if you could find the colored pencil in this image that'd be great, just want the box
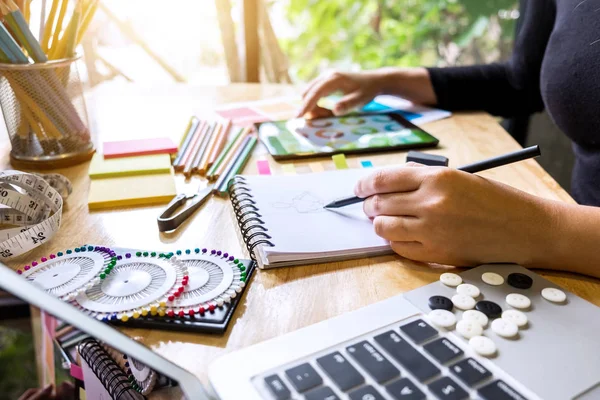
[178,120,205,170]
[41,0,59,51]
[50,0,81,59]
[0,22,28,63]
[172,116,199,169]
[191,122,216,173]
[216,136,257,196]
[181,121,208,176]
[76,0,98,45]
[49,0,69,55]
[24,0,29,24]
[197,121,221,175]
[206,119,231,169]
[1,0,47,62]
[206,127,244,179]
[210,127,250,180]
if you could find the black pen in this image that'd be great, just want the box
[323,145,541,209]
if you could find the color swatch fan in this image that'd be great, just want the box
[74,252,189,321]
[18,246,116,300]
[165,249,246,316]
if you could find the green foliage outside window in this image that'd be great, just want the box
[280,0,518,81]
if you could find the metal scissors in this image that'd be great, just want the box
[157,185,214,232]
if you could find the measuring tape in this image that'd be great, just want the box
[0,170,71,259]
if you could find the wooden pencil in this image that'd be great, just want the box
[210,127,250,180]
[50,0,81,60]
[41,0,59,52]
[0,22,28,63]
[179,120,205,172]
[182,122,210,177]
[191,122,216,173]
[172,116,199,169]
[76,0,98,45]
[2,0,48,62]
[49,0,69,55]
[197,121,221,175]
[206,119,231,169]
[215,136,257,196]
[23,0,29,24]
[206,127,244,179]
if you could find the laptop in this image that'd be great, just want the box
[3,263,600,400]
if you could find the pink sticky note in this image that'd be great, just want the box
[257,159,271,175]
[103,138,178,159]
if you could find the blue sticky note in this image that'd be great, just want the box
[361,160,373,168]
[397,110,423,120]
[361,101,392,113]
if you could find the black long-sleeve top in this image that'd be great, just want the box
[427,0,600,206]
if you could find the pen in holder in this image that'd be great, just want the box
[0,56,95,169]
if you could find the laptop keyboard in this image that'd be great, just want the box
[256,316,527,400]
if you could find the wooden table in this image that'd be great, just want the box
[3,82,600,388]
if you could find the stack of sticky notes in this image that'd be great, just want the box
[87,138,178,210]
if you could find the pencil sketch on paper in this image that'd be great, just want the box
[271,192,326,214]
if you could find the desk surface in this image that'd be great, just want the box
[3,82,600,386]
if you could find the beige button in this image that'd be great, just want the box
[456,283,480,298]
[491,318,519,338]
[506,293,531,309]
[440,272,462,287]
[481,272,504,286]
[456,319,483,339]
[452,294,476,310]
[469,336,497,357]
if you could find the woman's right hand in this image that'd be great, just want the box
[297,67,437,119]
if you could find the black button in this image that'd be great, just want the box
[400,319,438,344]
[374,331,440,382]
[316,351,364,391]
[349,385,386,400]
[284,363,323,393]
[479,380,527,400]
[475,300,502,318]
[450,358,492,387]
[263,374,291,400]
[428,376,469,400]
[423,338,464,364]
[507,273,533,290]
[304,386,341,400]
[429,295,453,311]
[386,377,426,400]
[346,341,400,383]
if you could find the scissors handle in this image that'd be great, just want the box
[157,186,213,232]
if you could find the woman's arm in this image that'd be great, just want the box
[354,165,600,279]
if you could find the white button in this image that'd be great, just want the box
[541,287,566,303]
[456,320,483,339]
[428,309,457,329]
[501,309,528,327]
[462,310,489,328]
[440,272,462,287]
[469,336,497,357]
[506,293,531,309]
[456,283,480,298]
[481,272,504,286]
[491,318,519,338]
[452,294,476,310]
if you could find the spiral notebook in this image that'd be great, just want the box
[78,338,144,400]
[230,169,392,269]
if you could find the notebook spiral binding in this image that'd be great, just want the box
[229,176,274,260]
[78,338,145,400]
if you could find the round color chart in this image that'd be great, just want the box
[315,129,344,139]
[339,117,366,125]
[306,120,333,128]
[351,126,379,135]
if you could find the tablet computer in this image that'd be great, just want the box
[256,112,439,160]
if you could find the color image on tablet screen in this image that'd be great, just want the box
[257,112,439,160]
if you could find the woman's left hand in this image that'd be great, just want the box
[355,164,559,266]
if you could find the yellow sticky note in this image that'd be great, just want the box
[332,154,348,170]
[88,173,176,210]
[89,153,172,179]
[309,162,325,173]
[281,164,296,175]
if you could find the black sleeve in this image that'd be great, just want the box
[426,0,556,118]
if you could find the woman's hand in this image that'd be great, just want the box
[297,67,437,119]
[355,164,559,267]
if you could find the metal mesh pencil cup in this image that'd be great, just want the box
[0,56,95,169]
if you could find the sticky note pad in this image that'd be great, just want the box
[281,164,296,175]
[89,153,172,179]
[332,154,348,170]
[361,160,373,168]
[88,173,176,210]
[257,159,272,175]
[103,138,178,159]
[309,162,325,173]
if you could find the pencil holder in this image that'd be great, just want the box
[0,56,95,169]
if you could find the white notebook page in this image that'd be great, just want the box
[238,169,391,265]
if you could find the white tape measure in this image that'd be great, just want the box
[0,170,71,259]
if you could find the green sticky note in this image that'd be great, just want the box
[332,154,348,170]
